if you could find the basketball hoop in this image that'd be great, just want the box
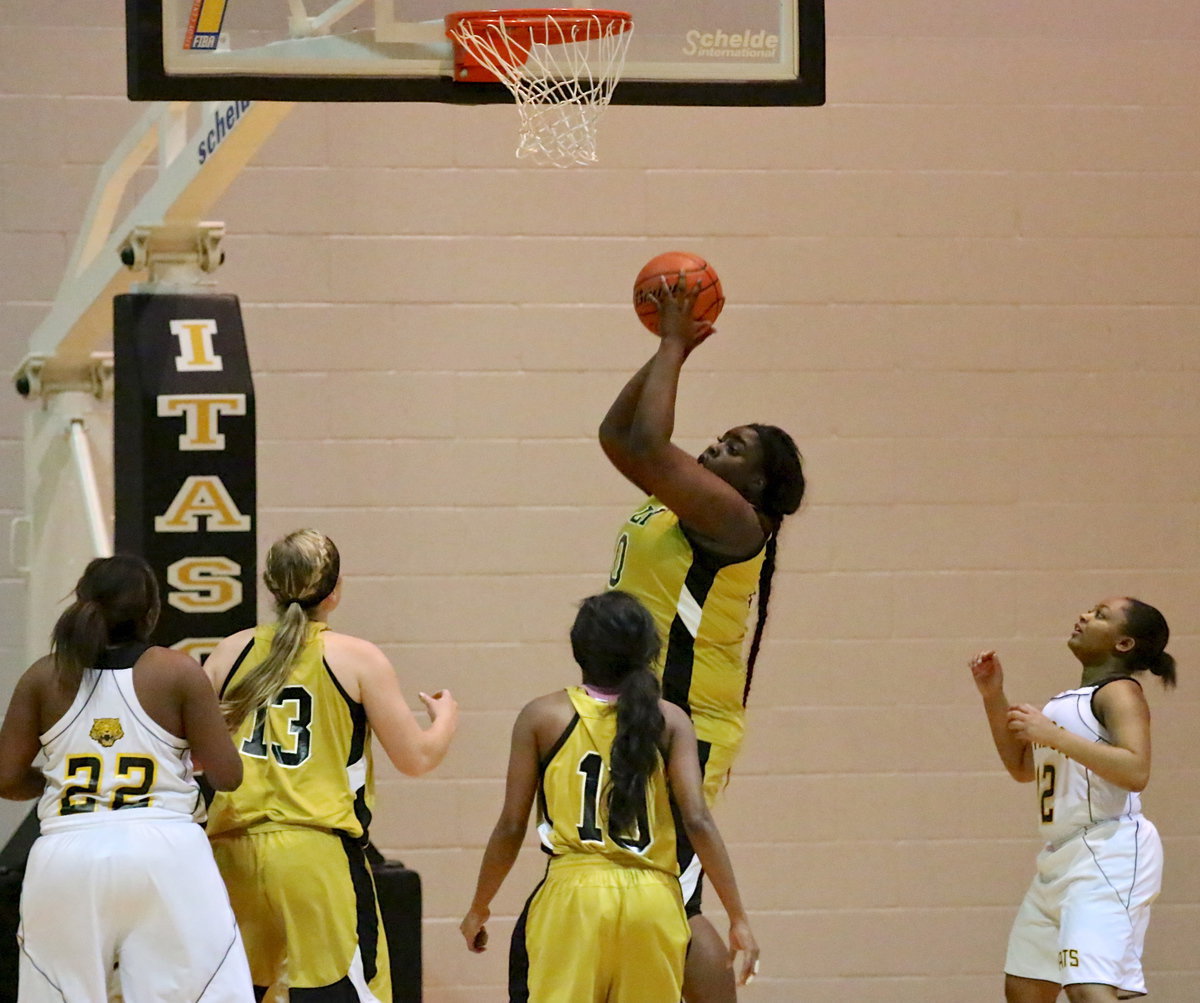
[445,9,634,168]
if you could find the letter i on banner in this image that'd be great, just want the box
[114,293,256,663]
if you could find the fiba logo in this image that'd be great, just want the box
[682,27,780,60]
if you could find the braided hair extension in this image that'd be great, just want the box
[742,424,805,704]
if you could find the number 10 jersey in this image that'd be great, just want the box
[537,687,679,875]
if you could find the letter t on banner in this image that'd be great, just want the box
[114,293,256,662]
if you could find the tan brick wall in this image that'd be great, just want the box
[2,2,1197,999]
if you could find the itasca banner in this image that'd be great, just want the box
[113,293,256,662]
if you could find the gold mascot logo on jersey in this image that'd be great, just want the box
[89,718,125,747]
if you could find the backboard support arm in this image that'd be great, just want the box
[12,98,292,664]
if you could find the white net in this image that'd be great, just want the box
[448,12,634,168]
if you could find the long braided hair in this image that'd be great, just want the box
[743,424,805,704]
[570,591,664,842]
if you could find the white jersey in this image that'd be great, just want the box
[36,643,203,832]
[1034,678,1143,845]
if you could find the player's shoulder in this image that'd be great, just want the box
[1092,674,1148,710]
[518,691,577,755]
[12,655,56,703]
[135,645,209,696]
[322,630,389,667]
[139,643,201,668]
[518,690,575,732]
[521,690,572,718]
[21,654,56,684]
[659,699,696,750]
[659,699,692,728]
[206,627,257,662]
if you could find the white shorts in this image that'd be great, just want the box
[18,819,253,1002]
[1005,816,1162,998]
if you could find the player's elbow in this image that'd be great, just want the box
[600,420,659,462]
[678,804,716,841]
[0,761,44,800]
[492,814,528,844]
[204,759,243,792]
[392,758,430,778]
[389,746,443,778]
[598,424,636,469]
[1125,768,1150,793]
[0,775,41,801]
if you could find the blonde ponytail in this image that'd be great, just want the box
[221,601,310,730]
[221,529,340,730]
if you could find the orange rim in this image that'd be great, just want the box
[445,8,632,82]
[446,9,632,44]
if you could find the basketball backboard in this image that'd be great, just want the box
[126,1,824,106]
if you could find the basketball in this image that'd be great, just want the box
[632,251,724,335]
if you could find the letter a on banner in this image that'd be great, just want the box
[114,293,256,660]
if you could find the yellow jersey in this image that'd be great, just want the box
[607,497,765,750]
[537,687,678,875]
[206,622,373,841]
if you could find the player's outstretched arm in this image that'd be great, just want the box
[340,635,458,776]
[599,272,711,478]
[0,661,49,800]
[461,701,542,953]
[663,702,760,986]
[969,650,1034,782]
[599,286,762,552]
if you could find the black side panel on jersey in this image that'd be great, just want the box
[535,713,580,842]
[660,555,724,714]
[217,637,257,698]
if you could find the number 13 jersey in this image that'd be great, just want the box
[206,622,374,841]
[537,687,679,875]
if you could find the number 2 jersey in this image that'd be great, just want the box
[606,497,765,752]
[1035,678,1145,845]
[537,687,679,875]
[37,643,203,833]
[206,622,374,842]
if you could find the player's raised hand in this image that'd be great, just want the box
[969,650,1004,697]
[656,274,714,350]
[419,689,458,724]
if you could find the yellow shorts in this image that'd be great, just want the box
[697,738,738,808]
[511,856,690,1003]
[675,738,738,916]
[210,826,391,1000]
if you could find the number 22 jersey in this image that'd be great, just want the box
[37,643,203,832]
